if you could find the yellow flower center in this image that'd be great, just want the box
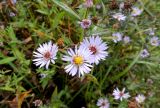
[152,40,157,44]
[73,56,83,65]
[132,10,139,15]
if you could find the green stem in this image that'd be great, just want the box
[67,84,87,105]
[99,66,113,89]
[110,53,140,83]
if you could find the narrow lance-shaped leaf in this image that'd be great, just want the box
[0,57,16,65]
[36,9,49,15]
[52,0,81,20]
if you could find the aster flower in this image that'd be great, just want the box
[140,49,149,58]
[80,36,108,65]
[147,78,153,85]
[97,97,110,108]
[96,4,102,10]
[11,0,17,5]
[147,28,156,36]
[80,19,92,29]
[119,2,124,11]
[0,42,4,47]
[62,46,93,77]
[112,32,122,43]
[150,36,159,46]
[112,88,130,101]
[84,0,93,8]
[0,25,4,29]
[148,92,154,97]
[33,41,58,69]
[123,36,131,44]
[112,13,126,21]
[9,12,16,17]
[33,99,43,107]
[135,94,146,104]
[131,7,143,17]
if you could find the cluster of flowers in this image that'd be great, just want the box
[33,36,108,77]
[78,4,142,55]
[112,32,131,44]
[97,87,146,108]
[112,6,143,21]
[79,2,143,29]
[79,1,160,60]
[140,28,160,58]
[32,1,156,107]
[80,1,160,60]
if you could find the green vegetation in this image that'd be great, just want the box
[0,0,160,108]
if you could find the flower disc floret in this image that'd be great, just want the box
[73,56,84,65]
[89,46,97,54]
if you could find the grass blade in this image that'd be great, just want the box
[0,57,16,65]
[52,0,81,20]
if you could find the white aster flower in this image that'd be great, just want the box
[11,0,17,5]
[33,99,43,107]
[140,49,149,58]
[80,36,108,65]
[84,0,93,8]
[112,32,122,43]
[119,2,124,11]
[150,36,159,46]
[131,7,143,17]
[135,94,146,104]
[33,41,58,69]
[0,42,4,47]
[97,97,110,108]
[123,36,131,44]
[148,92,154,97]
[112,13,126,21]
[62,46,93,77]
[96,4,102,10]
[112,88,130,101]
[80,19,92,29]
[147,28,156,36]
[9,12,16,17]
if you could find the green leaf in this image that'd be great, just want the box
[84,74,99,85]
[0,57,16,65]
[11,48,25,61]
[6,26,18,42]
[40,77,49,89]
[51,86,58,104]
[100,0,107,17]
[118,100,128,108]
[110,53,140,82]
[52,0,80,20]
[0,86,15,92]
[137,61,158,66]
[52,86,58,98]
[51,12,65,29]
[36,9,49,15]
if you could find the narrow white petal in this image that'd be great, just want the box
[45,60,50,69]
[65,64,74,73]
[51,59,55,64]
[70,65,77,76]
[32,58,43,62]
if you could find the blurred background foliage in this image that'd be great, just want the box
[0,0,160,108]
